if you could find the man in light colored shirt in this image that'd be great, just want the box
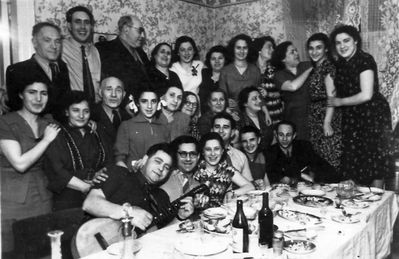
[62,6,101,102]
[161,136,200,201]
[211,112,253,182]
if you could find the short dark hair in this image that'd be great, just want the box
[251,36,276,62]
[239,125,261,140]
[150,42,172,66]
[32,22,61,37]
[146,142,175,167]
[66,6,94,25]
[173,36,199,63]
[199,132,227,161]
[238,86,260,112]
[330,24,362,50]
[134,88,159,104]
[275,120,297,133]
[172,135,199,155]
[270,41,292,71]
[62,91,91,123]
[306,33,333,62]
[205,45,228,69]
[227,34,253,63]
[212,112,236,129]
[13,80,49,111]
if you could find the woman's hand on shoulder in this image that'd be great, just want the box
[43,123,60,143]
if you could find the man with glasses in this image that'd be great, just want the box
[161,136,200,201]
[96,15,150,112]
[63,6,101,103]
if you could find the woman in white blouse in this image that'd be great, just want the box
[170,36,204,95]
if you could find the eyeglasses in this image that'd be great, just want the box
[128,25,145,34]
[184,101,198,108]
[177,151,199,158]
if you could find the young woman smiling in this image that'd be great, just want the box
[305,33,342,170]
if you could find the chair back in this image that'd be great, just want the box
[12,208,85,259]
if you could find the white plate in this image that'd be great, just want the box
[342,200,369,209]
[175,237,228,256]
[331,215,360,224]
[301,189,326,196]
[284,240,316,254]
[203,207,228,219]
[106,241,142,255]
[357,187,384,195]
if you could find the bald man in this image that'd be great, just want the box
[91,76,131,141]
[96,15,150,109]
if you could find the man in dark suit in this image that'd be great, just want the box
[95,15,149,110]
[91,76,131,142]
[6,22,71,119]
[266,120,339,184]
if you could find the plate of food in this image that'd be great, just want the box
[284,240,316,254]
[357,187,384,195]
[201,217,231,234]
[342,199,369,209]
[331,214,360,224]
[202,207,227,219]
[300,189,326,196]
[293,195,333,208]
[175,236,229,256]
[277,209,322,225]
[358,193,382,201]
[177,220,196,233]
[106,241,142,255]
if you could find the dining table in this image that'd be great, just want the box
[81,185,398,259]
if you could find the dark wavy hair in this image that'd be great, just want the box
[330,24,362,51]
[12,79,49,111]
[62,91,91,123]
[250,36,276,63]
[306,33,333,63]
[171,135,199,163]
[238,86,260,112]
[172,36,199,63]
[150,42,173,67]
[275,120,297,134]
[146,142,176,168]
[66,6,94,25]
[226,34,253,63]
[199,132,227,162]
[270,41,293,71]
[204,45,228,69]
[212,111,236,129]
[239,125,261,139]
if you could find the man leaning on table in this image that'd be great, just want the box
[82,143,194,231]
[266,120,339,185]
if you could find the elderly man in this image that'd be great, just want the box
[83,143,194,231]
[266,120,338,185]
[6,22,71,118]
[90,76,131,142]
[96,15,150,109]
[161,136,201,201]
[62,6,101,103]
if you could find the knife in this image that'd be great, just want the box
[284,225,325,233]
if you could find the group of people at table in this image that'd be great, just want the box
[0,5,396,257]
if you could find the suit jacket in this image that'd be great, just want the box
[6,56,71,119]
[95,37,150,104]
[90,103,131,142]
[266,140,338,184]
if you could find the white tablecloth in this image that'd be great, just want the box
[82,191,398,259]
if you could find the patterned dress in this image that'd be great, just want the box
[194,160,238,207]
[334,50,393,185]
[306,59,342,170]
[259,63,283,126]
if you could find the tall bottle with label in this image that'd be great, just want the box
[258,192,274,247]
[232,200,249,253]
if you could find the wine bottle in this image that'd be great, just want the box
[232,200,249,253]
[258,192,274,247]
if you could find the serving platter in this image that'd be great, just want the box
[284,240,316,254]
[277,209,322,225]
[175,237,229,256]
[331,214,360,224]
[341,200,369,209]
[293,195,333,208]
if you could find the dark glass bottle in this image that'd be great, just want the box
[258,192,274,247]
[232,200,249,253]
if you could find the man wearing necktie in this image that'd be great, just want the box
[5,22,71,119]
[96,15,150,113]
[90,76,131,142]
[63,6,101,103]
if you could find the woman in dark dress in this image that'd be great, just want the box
[305,33,342,170]
[0,80,59,253]
[45,91,113,211]
[198,45,228,113]
[252,36,283,126]
[328,25,393,187]
[271,41,313,140]
[147,42,182,94]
